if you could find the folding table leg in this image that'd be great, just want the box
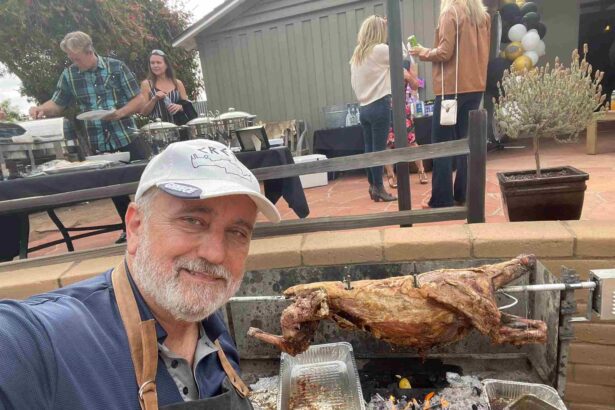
[17,213,30,259]
[46,209,75,252]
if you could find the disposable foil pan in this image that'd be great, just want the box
[505,394,560,410]
[277,342,365,410]
[483,379,567,410]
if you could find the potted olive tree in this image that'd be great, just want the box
[493,45,606,221]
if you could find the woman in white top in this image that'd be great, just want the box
[350,15,396,202]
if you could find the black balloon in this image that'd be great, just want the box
[536,22,547,39]
[520,2,539,15]
[501,22,512,43]
[500,3,521,23]
[522,12,540,30]
[487,57,511,97]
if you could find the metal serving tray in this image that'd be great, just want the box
[505,394,560,410]
[277,342,365,410]
[483,379,567,410]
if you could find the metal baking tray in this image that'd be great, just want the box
[483,379,567,410]
[504,394,560,410]
[277,342,365,410]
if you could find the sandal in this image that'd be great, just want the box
[387,175,398,189]
[419,171,428,185]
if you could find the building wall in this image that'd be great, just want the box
[193,0,581,146]
[196,0,441,139]
[537,0,580,66]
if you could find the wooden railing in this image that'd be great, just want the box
[251,109,487,238]
[0,110,487,249]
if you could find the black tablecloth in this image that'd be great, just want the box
[313,117,434,171]
[0,147,308,260]
[313,125,364,158]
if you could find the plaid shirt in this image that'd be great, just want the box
[51,56,140,152]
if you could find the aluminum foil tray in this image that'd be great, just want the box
[277,342,365,410]
[483,379,567,410]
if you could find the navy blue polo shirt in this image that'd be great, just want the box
[0,267,241,409]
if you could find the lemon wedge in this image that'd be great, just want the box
[398,377,412,389]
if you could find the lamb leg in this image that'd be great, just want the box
[248,289,329,356]
[248,321,320,356]
[492,312,548,345]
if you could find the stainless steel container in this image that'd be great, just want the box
[483,379,567,410]
[186,114,217,140]
[277,342,365,410]
[214,108,257,147]
[139,119,183,154]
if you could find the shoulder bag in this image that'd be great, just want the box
[440,6,460,126]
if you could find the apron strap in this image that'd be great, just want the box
[214,340,251,398]
[112,262,159,410]
[112,260,251,407]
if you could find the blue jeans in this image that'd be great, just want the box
[428,92,483,207]
[359,95,391,187]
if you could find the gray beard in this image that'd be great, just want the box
[132,231,241,322]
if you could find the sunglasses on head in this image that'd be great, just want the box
[151,49,166,56]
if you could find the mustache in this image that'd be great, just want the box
[174,258,232,280]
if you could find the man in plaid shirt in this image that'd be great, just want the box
[30,31,144,155]
[29,31,146,243]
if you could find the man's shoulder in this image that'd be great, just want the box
[102,56,129,69]
[0,269,114,325]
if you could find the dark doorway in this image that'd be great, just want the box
[579,0,615,107]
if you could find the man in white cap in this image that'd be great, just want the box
[0,139,280,409]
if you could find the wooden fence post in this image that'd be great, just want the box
[387,0,411,213]
[467,109,487,223]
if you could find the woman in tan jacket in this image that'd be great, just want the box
[411,0,490,208]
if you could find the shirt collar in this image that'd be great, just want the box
[75,54,105,73]
[120,261,228,344]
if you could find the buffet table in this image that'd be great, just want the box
[0,147,309,260]
[313,116,434,172]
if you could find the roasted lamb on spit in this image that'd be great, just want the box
[248,254,547,356]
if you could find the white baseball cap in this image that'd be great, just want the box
[135,139,281,223]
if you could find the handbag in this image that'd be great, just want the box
[440,6,460,126]
[172,99,198,126]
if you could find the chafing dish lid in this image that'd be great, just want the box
[140,118,178,130]
[186,114,215,125]
[217,107,253,120]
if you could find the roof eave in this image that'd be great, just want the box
[172,0,246,51]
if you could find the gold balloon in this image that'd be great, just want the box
[512,55,533,72]
[516,0,526,6]
[504,41,524,61]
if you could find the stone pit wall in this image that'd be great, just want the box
[1,221,614,409]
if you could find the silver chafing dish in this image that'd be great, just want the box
[186,114,217,140]
[213,108,256,147]
[139,118,184,154]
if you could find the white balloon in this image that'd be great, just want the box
[522,30,540,52]
[536,40,546,57]
[524,51,539,65]
[508,24,527,42]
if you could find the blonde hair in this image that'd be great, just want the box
[440,0,488,27]
[60,31,94,54]
[349,15,388,66]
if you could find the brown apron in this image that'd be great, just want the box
[111,262,253,410]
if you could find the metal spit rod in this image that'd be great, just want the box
[495,281,596,293]
[229,282,598,302]
[229,296,286,302]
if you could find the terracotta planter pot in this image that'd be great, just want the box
[497,166,589,222]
